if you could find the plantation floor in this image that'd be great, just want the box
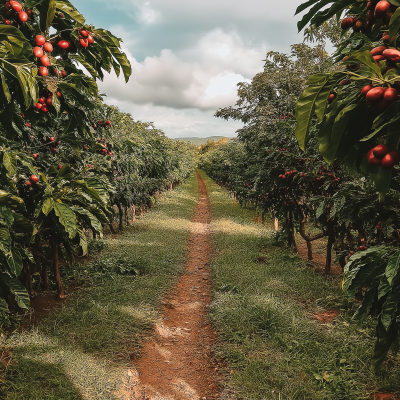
[2,171,400,400]
[121,171,223,399]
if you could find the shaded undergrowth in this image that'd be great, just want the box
[0,174,199,400]
[198,170,400,400]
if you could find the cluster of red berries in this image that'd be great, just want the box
[33,35,54,77]
[278,170,299,179]
[367,144,399,168]
[24,174,39,188]
[362,84,399,110]
[92,120,112,130]
[96,138,113,156]
[3,1,32,26]
[35,89,62,113]
[348,245,368,258]
[341,0,396,34]
[279,114,292,120]
[57,27,94,52]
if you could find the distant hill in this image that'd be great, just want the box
[173,136,233,145]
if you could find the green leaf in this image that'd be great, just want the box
[297,0,336,32]
[295,72,343,149]
[381,290,400,330]
[39,0,56,31]
[54,1,85,24]
[295,0,322,15]
[0,190,26,212]
[0,272,29,309]
[389,7,400,39]
[352,281,380,322]
[53,202,77,239]
[386,250,400,285]
[77,227,88,255]
[42,198,54,216]
[57,164,73,180]
[3,152,17,177]
[72,207,103,236]
[372,319,398,372]
[1,74,11,103]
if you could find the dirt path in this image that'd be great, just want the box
[120,171,222,400]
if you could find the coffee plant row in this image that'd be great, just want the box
[0,0,197,328]
[200,25,400,369]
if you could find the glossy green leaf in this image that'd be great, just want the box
[0,190,26,211]
[0,272,29,309]
[381,290,400,330]
[42,198,54,216]
[54,0,85,24]
[389,7,400,38]
[1,74,11,103]
[372,319,398,372]
[54,202,77,239]
[386,250,400,285]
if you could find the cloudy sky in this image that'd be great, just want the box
[78,0,309,138]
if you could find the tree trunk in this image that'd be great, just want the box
[23,259,32,293]
[109,223,116,234]
[261,212,265,224]
[38,237,49,290]
[50,235,65,299]
[132,205,136,223]
[287,211,297,252]
[325,233,334,275]
[125,206,131,226]
[116,201,124,231]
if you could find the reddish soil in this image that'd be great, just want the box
[311,310,339,324]
[121,171,222,399]
[370,394,400,400]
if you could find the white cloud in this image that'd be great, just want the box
[98,28,265,111]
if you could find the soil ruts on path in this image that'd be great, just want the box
[120,171,222,400]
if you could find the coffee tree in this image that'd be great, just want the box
[0,0,133,308]
[295,0,400,370]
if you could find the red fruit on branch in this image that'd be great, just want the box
[341,18,349,29]
[353,19,363,32]
[51,148,58,153]
[347,17,356,26]
[4,20,12,25]
[26,8,33,18]
[375,1,390,18]
[58,165,62,170]
[35,35,46,46]
[46,97,52,106]
[101,149,108,154]
[366,10,376,21]
[58,40,69,49]
[56,91,62,98]
[24,181,32,188]
[106,120,112,126]
[60,70,67,77]
[381,150,400,168]
[371,46,387,56]
[327,93,336,103]
[372,144,390,158]
[10,1,22,12]
[49,137,55,142]
[4,2,11,10]
[79,38,89,48]
[33,47,44,58]
[41,105,48,112]
[87,34,94,44]
[361,84,373,97]
[39,67,48,77]
[373,55,385,65]
[25,122,31,128]
[38,96,46,104]
[30,174,39,183]
[339,79,351,85]
[18,10,27,22]
[35,102,43,110]
[59,12,64,18]
[383,87,398,102]
[40,55,50,67]
[83,145,88,150]
[367,149,381,166]
[382,48,400,63]
[366,87,385,102]
[32,153,38,159]
[43,42,53,53]
[79,29,89,38]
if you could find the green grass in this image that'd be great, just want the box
[0,174,199,400]
[198,170,400,400]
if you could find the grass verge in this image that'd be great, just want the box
[0,173,199,400]
[198,170,400,400]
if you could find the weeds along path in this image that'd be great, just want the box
[121,171,221,400]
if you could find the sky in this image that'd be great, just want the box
[77,0,309,138]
